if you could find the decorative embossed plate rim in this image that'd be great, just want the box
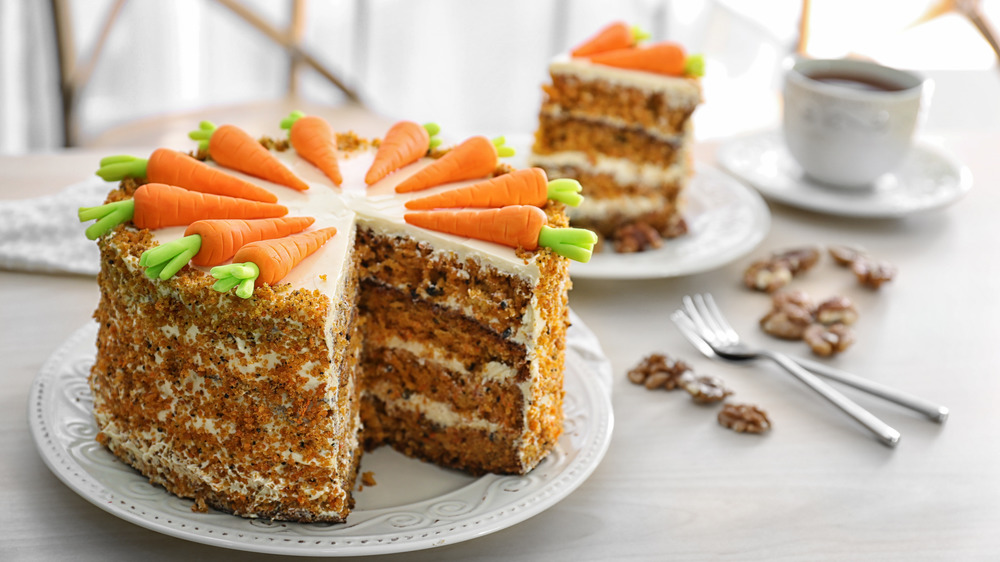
[567,162,771,279]
[29,322,613,556]
[716,130,973,218]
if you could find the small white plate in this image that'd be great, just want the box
[716,130,973,218]
[569,163,771,279]
[29,320,613,557]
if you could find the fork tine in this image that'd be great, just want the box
[702,293,740,345]
[670,310,716,358]
[681,295,716,344]
[692,294,727,344]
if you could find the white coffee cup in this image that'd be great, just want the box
[782,57,928,188]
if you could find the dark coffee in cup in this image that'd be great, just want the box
[804,72,909,93]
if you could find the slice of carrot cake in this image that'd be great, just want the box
[81,116,595,522]
[531,21,704,252]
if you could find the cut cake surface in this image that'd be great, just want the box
[531,54,703,249]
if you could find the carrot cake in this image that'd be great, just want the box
[531,22,704,251]
[80,116,596,522]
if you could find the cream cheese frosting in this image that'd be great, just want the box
[148,140,544,305]
[548,54,702,105]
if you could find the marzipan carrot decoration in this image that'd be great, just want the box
[77,183,288,240]
[395,135,514,193]
[365,120,441,185]
[189,121,310,191]
[571,21,649,57]
[404,206,598,263]
[589,41,704,77]
[138,216,316,280]
[210,227,338,298]
[280,111,342,186]
[95,148,278,203]
[404,167,583,210]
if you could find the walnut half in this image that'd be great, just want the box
[803,323,855,356]
[852,259,897,289]
[718,403,772,434]
[815,296,859,326]
[760,290,816,339]
[679,372,733,404]
[627,353,692,391]
[743,260,794,293]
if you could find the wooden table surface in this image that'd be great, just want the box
[2,104,999,560]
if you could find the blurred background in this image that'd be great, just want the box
[2,0,999,154]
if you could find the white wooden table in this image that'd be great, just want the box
[2,103,999,559]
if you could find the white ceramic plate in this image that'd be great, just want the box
[29,321,613,557]
[716,130,973,218]
[568,162,771,279]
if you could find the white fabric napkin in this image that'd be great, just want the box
[0,177,108,276]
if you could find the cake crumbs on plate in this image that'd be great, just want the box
[358,471,377,491]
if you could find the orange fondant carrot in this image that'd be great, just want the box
[97,148,278,203]
[210,227,339,298]
[405,206,598,262]
[189,121,310,191]
[138,216,315,280]
[571,21,648,57]
[281,112,342,186]
[395,135,513,194]
[132,184,287,229]
[405,205,545,249]
[404,167,583,210]
[366,121,440,185]
[235,227,337,286]
[186,216,316,266]
[78,183,288,239]
[589,41,687,76]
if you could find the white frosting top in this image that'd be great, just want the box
[548,54,701,103]
[151,138,544,301]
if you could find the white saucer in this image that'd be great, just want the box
[716,130,972,218]
[569,162,771,280]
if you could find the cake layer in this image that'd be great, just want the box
[533,114,685,168]
[360,282,528,413]
[545,57,702,138]
[354,226,538,346]
[360,394,521,476]
[91,227,363,522]
[530,148,690,198]
[359,281,531,383]
[362,345,525,429]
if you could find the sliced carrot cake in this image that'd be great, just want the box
[81,115,596,522]
[531,21,704,252]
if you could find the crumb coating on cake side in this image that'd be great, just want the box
[91,226,363,522]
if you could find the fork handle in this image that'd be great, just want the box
[764,350,902,447]
[791,355,949,423]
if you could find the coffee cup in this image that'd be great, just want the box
[782,57,928,188]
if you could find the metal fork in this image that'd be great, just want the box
[675,293,901,447]
[671,309,948,423]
